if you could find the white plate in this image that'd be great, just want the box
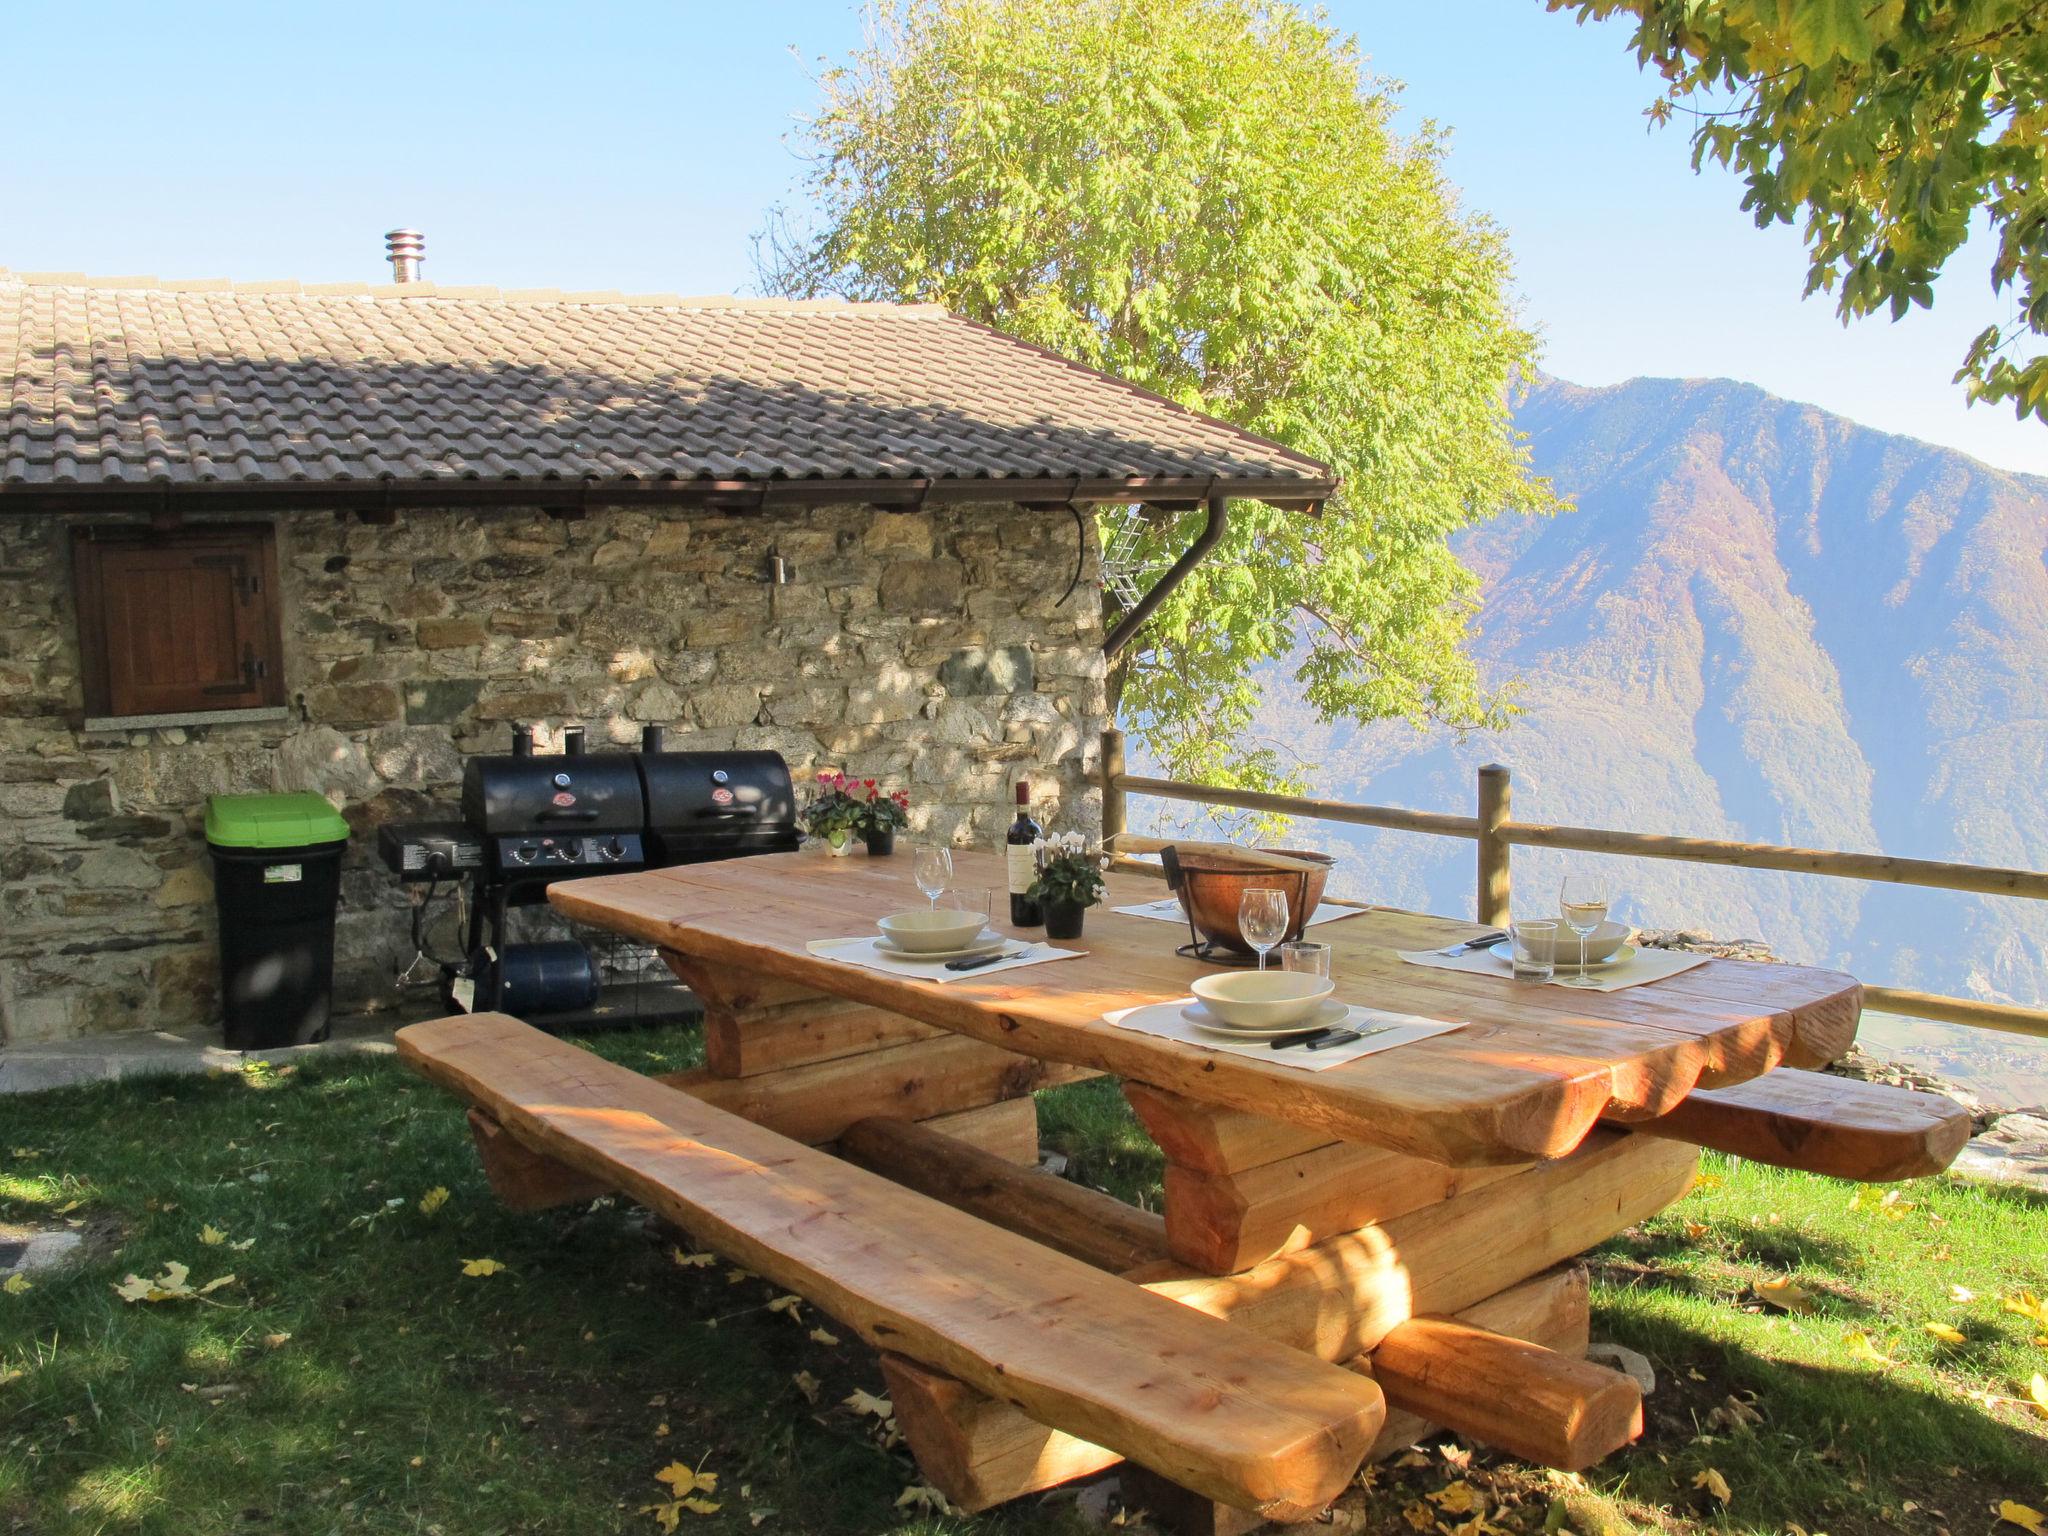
[1180,998,1353,1038]
[873,932,1007,962]
[1486,940,1638,971]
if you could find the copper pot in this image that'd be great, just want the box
[1163,847,1336,957]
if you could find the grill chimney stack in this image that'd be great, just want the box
[385,228,425,283]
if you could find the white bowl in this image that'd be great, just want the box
[1517,919,1631,965]
[876,908,989,954]
[1189,969,1337,1028]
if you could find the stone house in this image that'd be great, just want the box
[0,266,1332,1045]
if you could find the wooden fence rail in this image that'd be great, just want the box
[1099,729,2048,1044]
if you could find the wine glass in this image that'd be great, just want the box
[1558,874,1609,989]
[1238,887,1290,971]
[913,843,953,908]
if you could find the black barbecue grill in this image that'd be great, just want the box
[380,723,801,1015]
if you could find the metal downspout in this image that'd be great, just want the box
[1102,493,1230,659]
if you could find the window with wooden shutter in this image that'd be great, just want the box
[72,525,287,721]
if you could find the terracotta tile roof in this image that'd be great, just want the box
[0,271,1332,505]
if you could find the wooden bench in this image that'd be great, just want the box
[397,1013,1386,1521]
[1619,1067,1971,1182]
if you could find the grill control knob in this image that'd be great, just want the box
[508,841,539,865]
[556,838,583,861]
[596,837,626,862]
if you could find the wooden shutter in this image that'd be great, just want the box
[73,526,287,719]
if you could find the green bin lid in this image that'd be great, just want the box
[204,792,351,849]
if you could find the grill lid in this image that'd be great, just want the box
[460,751,647,835]
[639,750,799,860]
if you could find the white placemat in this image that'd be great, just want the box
[1397,944,1711,993]
[1111,896,1371,927]
[806,936,1084,983]
[1104,999,1465,1072]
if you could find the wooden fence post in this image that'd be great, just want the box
[1477,764,1512,927]
[1101,727,1127,845]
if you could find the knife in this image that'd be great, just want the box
[946,946,1027,972]
[1433,932,1504,956]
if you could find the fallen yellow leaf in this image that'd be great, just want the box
[679,1499,719,1516]
[263,1332,291,1349]
[1844,1330,1897,1366]
[808,1326,840,1347]
[111,1260,235,1304]
[2004,1292,2048,1328]
[670,1249,715,1269]
[418,1186,450,1216]
[1756,1276,1817,1314]
[2,1274,30,1296]
[1950,1284,1978,1303]
[1682,1219,1709,1240]
[1428,1481,1480,1514]
[2029,1374,2048,1418]
[766,1294,803,1318]
[843,1388,892,1419]
[1924,1322,1968,1345]
[460,1258,507,1277]
[1400,1502,1433,1532]
[791,1370,821,1404]
[199,1225,227,1246]
[894,1485,953,1516]
[641,1501,682,1534]
[1693,1467,1732,1503]
[655,1462,718,1497]
[1999,1499,2047,1535]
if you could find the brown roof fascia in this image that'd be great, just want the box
[0,474,1337,517]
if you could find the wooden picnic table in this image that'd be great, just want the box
[397,845,1968,1531]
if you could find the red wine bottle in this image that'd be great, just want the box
[1006,781,1043,927]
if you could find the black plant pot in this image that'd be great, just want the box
[864,827,896,857]
[1044,899,1087,940]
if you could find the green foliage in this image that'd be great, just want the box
[761,0,1560,789]
[1556,0,2048,422]
[1024,832,1109,907]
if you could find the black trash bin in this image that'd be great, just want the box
[205,792,352,1049]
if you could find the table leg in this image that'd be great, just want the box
[658,948,1095,1158]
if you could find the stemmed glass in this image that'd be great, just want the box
[1558,874,1609,989]
[913,843,953,908]
[1238,887,1290,972]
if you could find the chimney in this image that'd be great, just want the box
[385,228,425,283]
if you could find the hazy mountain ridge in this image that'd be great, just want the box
[1227,374,2048,1007]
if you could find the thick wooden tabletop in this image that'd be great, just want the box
[550,850,1862,1167]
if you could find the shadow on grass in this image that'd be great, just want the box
[1592,1300,2048,1535]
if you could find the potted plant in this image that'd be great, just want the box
[803,769,864,856]
[853,780,910,856]
[1026,831,1106,940]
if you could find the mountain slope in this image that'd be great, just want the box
[1229,374,2048,1007]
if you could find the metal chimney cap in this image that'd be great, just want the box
[385,228,425,284]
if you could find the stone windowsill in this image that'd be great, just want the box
[82,706,293,733]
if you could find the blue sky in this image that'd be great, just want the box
[8,1,2043,475]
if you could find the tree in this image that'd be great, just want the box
[1554,0,2048,423]
[760,0,1560,792]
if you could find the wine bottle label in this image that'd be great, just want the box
[1006,844,1037,895]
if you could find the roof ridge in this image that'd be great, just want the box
[5,270,950,315]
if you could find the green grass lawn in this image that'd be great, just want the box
[3,1029,2045,1536]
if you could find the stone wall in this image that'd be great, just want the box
[0,502,1107,1044]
